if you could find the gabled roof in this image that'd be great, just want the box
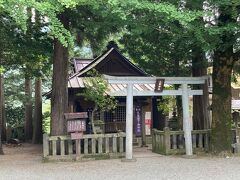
[68,47,149,89]
[70,47,148,78]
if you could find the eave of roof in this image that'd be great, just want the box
[69,47,148,81]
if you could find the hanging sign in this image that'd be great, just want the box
[135,106,142,136]
[145,112,152,135]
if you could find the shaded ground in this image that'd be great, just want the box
[1,144,240,180]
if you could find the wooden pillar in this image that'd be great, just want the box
[141,106,146,146]
[233,112,240,141]
[233,112,240,153]
[182,84,193,156]
[125,83,133,160]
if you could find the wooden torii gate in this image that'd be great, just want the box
[104,75,208,160]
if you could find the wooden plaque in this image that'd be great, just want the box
[154,79,165,92]
[64,112,88,120]
[67,119,86,133]
[71,132,83,140]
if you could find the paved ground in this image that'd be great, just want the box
[1,144,240,180]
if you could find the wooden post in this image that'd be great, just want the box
[76,139,81,156]
[52,140,57,156]
[68,140,73,155]
[120,135,124,153]
[182,84,193,156]
[98,137,103,154]
[92,138,96,154]
[172,134,177,149]
[125,83,133,160]
[152,129,156,152]
[105,137,109,153]
[199,134,203,148]
[204,132,209,151]
[233,112,240,153]
[43,134,49,158]
[233,112,240,141]
[163,127,171,155]
[113,135,117,153]
[60,138,65,156]
[192,134,196,148]
[84,138,88,154]
[179,134,184,149]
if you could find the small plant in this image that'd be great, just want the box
[81,69,117,134]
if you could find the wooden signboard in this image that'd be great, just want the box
[64,112,88,120]
[71,132,83,140]
[67,119,86,133]
[65,112,88,140]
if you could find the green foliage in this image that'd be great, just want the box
[42,100,51,134]
[82,69,117,112]
[6,106,24,128]
[157,91,176,115]
[4,70,25,107]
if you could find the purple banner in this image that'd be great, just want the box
[135,106,142,136]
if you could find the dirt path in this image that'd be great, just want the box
[1,144,240,180]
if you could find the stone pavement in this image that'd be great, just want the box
[1,144,240,180]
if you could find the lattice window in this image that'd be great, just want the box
[104,106,126,122]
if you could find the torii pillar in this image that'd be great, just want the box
[182,84,193,156]
[125,83,134,160]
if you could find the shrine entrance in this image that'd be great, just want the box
[104,75,209,160]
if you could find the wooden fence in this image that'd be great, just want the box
[152,128,210,155]
[43,132,126,161]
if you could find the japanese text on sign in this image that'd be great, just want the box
[67,120,86,133]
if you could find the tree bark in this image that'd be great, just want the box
[0,128,3,155]
[192,49,210,130]
[0,75,6,141]
[173,58,183,129]
[50,13,69,136]
[24,77,33,141]
[211,50,234,153]
[32,78,43,144]
[0,74,4,154]
[211,4,237,153]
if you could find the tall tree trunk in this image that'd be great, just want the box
[0,128,3,155]
[192,49,210,130]
[211,4,237,153]
[0,74,4,154]
[50,13,69,136]
[173,58,183,129]
[32,78,43,144]
[211,50,234,153]
[0,75,6,141]
[24,77,33,141]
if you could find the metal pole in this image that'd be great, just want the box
[126,83,133,159]
[182,84,193,156]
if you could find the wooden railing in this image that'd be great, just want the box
[43,132,126,161]
[152,128,210,155]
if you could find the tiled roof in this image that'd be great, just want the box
[68,76,156,95]
[73,58,93,72]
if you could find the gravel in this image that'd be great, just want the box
[1,144,240,180]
